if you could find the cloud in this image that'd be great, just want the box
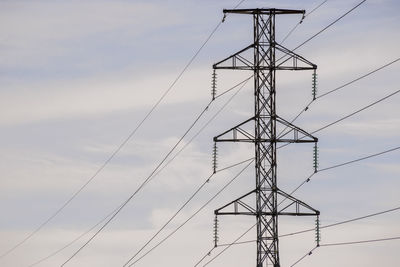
[1,0,399,266]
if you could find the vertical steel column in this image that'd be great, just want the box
[254,12,279,267]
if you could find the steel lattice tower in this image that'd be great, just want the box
[213,9,320,267]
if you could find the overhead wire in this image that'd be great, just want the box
[201,223,256,267]
[207,234,400,266]
[275,0,372,140]
[0,1,229,262]
[276,0,367,67]
[28,158,253,267]
[61,78,250,265]
[60,1,253,265]
[281,0,329,44]
[290,246,318,267]
[317,57,400,99]
[279,144,400,206]
[27,210,117,267]
[121,78,251,266]
[311,89,400,135]
[280,205,400,238]
[320,236,400,247]
[194,247,215,267]
[27,37,252,267]
[278,88,400,149]
[135,1,394,266]
[293,0,366,51]
[192,1,375,265]
[318,146,400,172]
[277,57,400,139]
[210,205,400,244]
[199,203,400,264]
[5,0,390,266]
[191,1,399,265]
[192,148,400,264]
[152,76,252,179]
[61,100,213,266]
[125,159,255,267]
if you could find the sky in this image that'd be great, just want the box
[0,0,399,266]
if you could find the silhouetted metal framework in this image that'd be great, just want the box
[213,8,320,267]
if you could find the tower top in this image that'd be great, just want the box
[223,8,305,15]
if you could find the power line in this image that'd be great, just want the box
[278,88,400,149]
[278,57,400,139]
[214,76,252,100]
[202,223,256,267]
[152,76,252,179]
[276,0,366,66]
[280,205,400,238]
[275,0,373,139]
[289,0,366,52]
[125,159,254,267]
[0,6,226,262]
[281,0,329,44]
[192,151,400,264]
[61,101,213,266]
[311,89,400,135]
[200,204,400,264]
[26,75,251,267]
[28,159,252,267]
[190,83,400,267]
[290,246,318,267]
[320,236,400,247]
[27,210,116,267]
[47,5,255,266]
[65,1,368,264]
[281,145,400,203]
[194,2,383,264]
[318,57,400,99]
[319,146,400,172]
[209,234,400,265]
[124,77,252,266]
[194,247,215,267]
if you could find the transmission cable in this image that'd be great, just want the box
[290,246,318,267]
[318,57,400,99]
[279,144,400,207]
[61,80,246,264]
[26,73,251,267]
[280,205,400,238]
[311,89,400,135]
[277,57,400,139]
[192,149,400,264]
[125,159,254,267]
[60,4,252,266]
[201,223,256,266]
[0,5,229,263]
[121,79,251,266]
[152,76,252,179]
[198,203,400,265]
[63,0,370,264]
[281,0,329,44]
[29,158,252,267]
[191,81,400,267]
[275,0,372,139]
[61,101,213,266]
[320,236,400,247]
[278,88,400,149]
[277,0,366,66]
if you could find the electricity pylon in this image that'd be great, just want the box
[212,8,320,267]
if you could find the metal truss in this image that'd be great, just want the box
[213,8,319,267]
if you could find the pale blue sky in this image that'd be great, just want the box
[0,0,399,266]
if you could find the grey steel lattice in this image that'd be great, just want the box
[213,8,320,267]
